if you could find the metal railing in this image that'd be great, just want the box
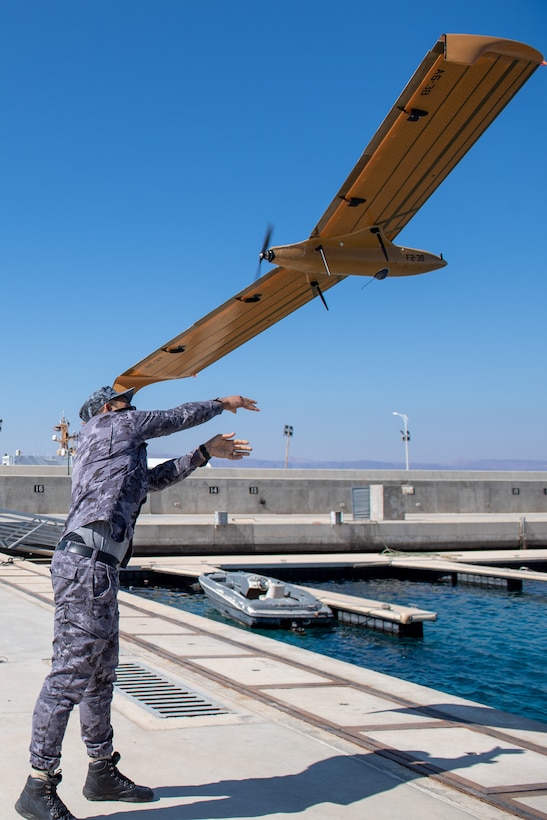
[0,509,64,556]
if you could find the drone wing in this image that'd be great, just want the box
[113,265,341,391]
[114,33,543,393]
[313,34,543,242]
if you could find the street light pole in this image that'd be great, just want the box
[392,411,410,471]
[283,425,293,469]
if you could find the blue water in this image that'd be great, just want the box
[125,577,547,723]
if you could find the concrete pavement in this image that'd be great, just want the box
[2,556,547,819]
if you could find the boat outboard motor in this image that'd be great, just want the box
[266,582,286,599]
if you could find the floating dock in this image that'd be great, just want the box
[139,557,437,637]
[136,548,547,636]
[299,586,437,636]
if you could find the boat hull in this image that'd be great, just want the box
[199,571,333,629]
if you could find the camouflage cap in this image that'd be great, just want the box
[79,386,136,423]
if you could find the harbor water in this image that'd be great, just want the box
[125,576,547,724]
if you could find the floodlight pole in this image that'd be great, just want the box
[392,411,410,471]
[53,415,78,476]
[283,425,293,469]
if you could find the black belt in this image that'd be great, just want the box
[56,539,121,569]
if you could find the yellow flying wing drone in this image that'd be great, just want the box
[114,33,543,393]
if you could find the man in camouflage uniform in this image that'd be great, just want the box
[16,386,258,820]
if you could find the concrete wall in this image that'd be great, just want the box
[0,475,71,515]
[132,518,547,555]
[1,467,547,518]
[148,474,355,516]
[386,478,547,517]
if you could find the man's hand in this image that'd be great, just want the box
[217,396,259,414]
[205,433,252,460]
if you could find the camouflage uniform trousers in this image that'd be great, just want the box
[29,547,120,771]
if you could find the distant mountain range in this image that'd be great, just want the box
[10,454,545,472]
[150,455,547,471]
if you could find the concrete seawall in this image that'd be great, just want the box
[2,468,547,555]
[2,467,547,518]
[131,512,547,556]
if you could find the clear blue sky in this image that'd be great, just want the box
[1,0,545,465]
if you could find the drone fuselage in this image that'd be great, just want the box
[267,229,447,278]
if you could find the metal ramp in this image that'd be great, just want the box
[0,509,64,557]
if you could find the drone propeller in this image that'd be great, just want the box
[255,224,274,281]
[370,226,389,262]
[310,280,329,311]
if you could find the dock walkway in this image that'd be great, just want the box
[2,557,547,818]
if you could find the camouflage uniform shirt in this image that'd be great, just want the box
[62,399,223,543]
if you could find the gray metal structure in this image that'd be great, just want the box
[0,509,63,556]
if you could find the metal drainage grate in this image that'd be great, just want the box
[115,662,231,719]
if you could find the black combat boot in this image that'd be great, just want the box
[82,751,154,802]
[15,771,77,820]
